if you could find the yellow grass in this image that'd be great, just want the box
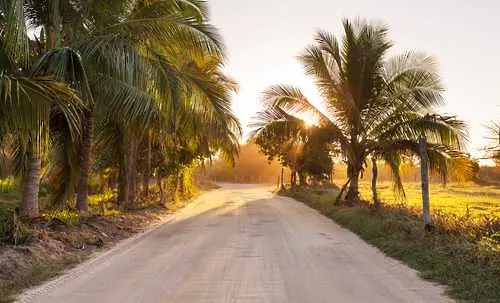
[339,179,500,218]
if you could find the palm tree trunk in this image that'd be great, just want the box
[20,153,41,218]
[143,133,151,195]
[419,138,432,231]
[128,139,139,204]
[371,157,381,209]
[346,164,361,205]
[76,111,93,214]
[118,149,129,205]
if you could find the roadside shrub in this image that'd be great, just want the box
[0,209,31,245]
[432,210,500,247]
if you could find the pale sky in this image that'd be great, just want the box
[210,0,500,160]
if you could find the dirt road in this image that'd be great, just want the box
[21,184,451,303]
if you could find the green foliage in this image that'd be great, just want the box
[300,134,333,181]
[0,0,241,211]
[0,178,16,193]
[180,167,196,199]
[283,187,500,301]
[42,209,80,226]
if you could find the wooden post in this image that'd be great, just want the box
[419,138,432,231]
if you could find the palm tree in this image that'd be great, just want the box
[92,50,241,206]
[23,0,229,211]
[0,0,84,218]
[260,19,471,204]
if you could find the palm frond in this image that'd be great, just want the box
[379,151,406,197]
[0,75,83,144]
[377,140,475,184]
[31,47,94,104]
[372,113,468,149]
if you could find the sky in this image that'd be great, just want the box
[209,0,499,161]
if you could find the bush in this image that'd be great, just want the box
[0,207,31,245]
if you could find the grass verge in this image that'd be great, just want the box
[281,187,500,302]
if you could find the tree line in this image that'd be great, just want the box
[0,0,241,218]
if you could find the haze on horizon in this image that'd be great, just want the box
[209,0,499,163]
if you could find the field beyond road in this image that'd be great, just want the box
[340,179,500,218]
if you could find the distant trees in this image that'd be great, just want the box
[486,122,500,166]
[200,143,285,184]
[252,19,473,205]
[251,107,334,186]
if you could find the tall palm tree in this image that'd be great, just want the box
[260,19,471,204]
[0,0,84,217]
[23,0,229,211]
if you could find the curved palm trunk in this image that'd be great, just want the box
[20,153,41,218]
[76,111,93,214]
[371,158,381,208]
[336,178,351,205]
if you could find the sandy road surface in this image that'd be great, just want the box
[20,184,451,303]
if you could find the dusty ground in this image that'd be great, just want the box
[20,184,451,303]
[0,207,169,302]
